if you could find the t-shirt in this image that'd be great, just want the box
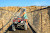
[23,12,28,19]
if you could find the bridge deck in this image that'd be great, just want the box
[7,26,33,33]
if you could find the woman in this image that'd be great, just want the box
[21,8,29,29]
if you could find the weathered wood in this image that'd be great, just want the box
[7,26,33,33]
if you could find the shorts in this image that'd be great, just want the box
[24,16,28,19]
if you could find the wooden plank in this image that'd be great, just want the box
[0,30,3,33]
[42,9,50,33]
[7,26,33,33]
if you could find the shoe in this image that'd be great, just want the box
[14,29,16,31]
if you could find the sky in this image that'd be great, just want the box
[0,0,50,7]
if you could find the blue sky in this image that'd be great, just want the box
[0,0,50,7]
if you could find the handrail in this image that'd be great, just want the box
[31,8,47,12]
[0,8,21,31]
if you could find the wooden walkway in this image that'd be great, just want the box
[7,26,33,33]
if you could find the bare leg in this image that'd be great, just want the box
[26,19,29,28]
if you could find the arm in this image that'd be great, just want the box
[20,12,25,17]
[18,18,22,19]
